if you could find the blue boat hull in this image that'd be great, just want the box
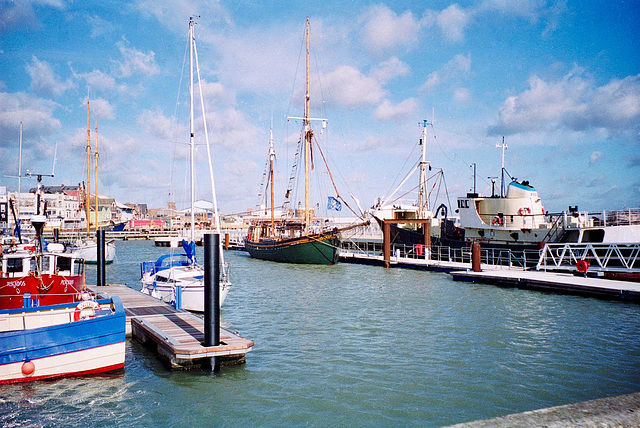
[0,297,126,384]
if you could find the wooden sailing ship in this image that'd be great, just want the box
[244,18,350,265]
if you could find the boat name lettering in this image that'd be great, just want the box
[7,280,26,288]
[60,279,74,286]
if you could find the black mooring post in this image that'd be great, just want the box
[204,233,221,372]
[96,228,106,287]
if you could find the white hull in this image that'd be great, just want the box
[0,342,125,383]
[141,280,230,312]
[141,264,230,312]
[69,240,116,263]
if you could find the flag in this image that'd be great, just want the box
[327,196,342,211]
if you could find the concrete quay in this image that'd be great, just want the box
[449,392,640,427]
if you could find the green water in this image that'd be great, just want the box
[1,240,639,427]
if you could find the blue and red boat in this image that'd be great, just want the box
[0,296,126,384]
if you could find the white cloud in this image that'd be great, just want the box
[437,4,471,42]
[489,69,640,139]
[589,151,602,166]
[374,98,418,122]
[0,0,65,35]
[0,92,61,144]
[453,87,471,104]
[26,56,75,96]
[115,40,160,78]
[421,53,471,91]
[476,0,568,37]
[137,109,176,141]
[324,65,386,108]
[88,97,115,121]
[134,0,233,34]
[88,14,117,38]
[370,57,410,83]
[81,69,117,92]
[359,5,420,55]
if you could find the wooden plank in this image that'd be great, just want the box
[91,284,253,368]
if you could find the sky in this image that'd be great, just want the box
[1,0,639,217]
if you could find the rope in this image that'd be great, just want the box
[311,134,363,219]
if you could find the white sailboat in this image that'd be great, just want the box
[140,17,230,311]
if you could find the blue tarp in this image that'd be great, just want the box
[181,239,196,264]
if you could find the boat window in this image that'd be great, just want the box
[6,258,23,273]
[56,256,72,272]
[581,229,605,243]
[560,230,579,243]
[41,256,51,273]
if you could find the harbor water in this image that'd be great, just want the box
[1,240,639,427]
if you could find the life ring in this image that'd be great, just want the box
[74,300,100,321]
[492,216,502,226]
[576,259,590,273]
[518,207,531,215]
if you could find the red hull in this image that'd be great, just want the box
[0,274,86,310]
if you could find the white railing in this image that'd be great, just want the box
[537,243,640,272]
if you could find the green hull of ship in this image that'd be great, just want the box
[245,233,340,265]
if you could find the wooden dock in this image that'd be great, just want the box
[90,285,254,369]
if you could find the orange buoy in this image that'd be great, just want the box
[22,360,35,375]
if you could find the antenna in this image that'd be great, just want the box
[51,142,58,177]
[496,136,507,197]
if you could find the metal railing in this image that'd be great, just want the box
[340,240,542,269]
[537,243,640,272]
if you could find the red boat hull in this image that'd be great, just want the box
[0,274,86,310]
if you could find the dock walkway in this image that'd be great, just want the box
[341,250,640,302]
[91,285,253,369]
[451,268,640,302]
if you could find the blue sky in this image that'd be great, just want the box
[1,0,639,216]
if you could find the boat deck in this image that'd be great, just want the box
[90,285,253,369]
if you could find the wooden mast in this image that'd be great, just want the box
[269,128,275,236]
[94,120,99,230]
[304,17,311,232]
[85,100,91,237]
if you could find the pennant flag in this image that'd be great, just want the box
[327,196,342,211]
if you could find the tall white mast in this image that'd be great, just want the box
[95,120,99,229]
[418,119,431,218]
[17,122,23,219]
[189,17,195,243]
[192,16,227,277]
[496,136,507,197]
[86,100,91,237]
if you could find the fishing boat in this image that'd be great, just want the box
[379,134,640,253]
[1,175,87,311]
[67,101,116,264]
[370,119,460,249]
[140,17,230,311]
[0,296,126,384]
[245,18,362,265]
